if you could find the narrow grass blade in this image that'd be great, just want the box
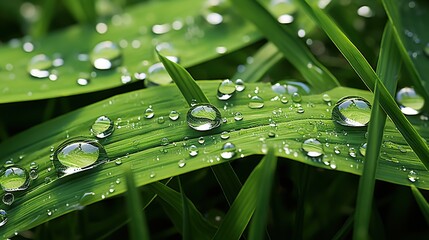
[211,164,242,206]
[297,0,429,171]
[332,215,353,240]
[353,23,401,240]
[31,0,56,38]
[62,0,96,24]
[125,170,150,240]
[231,42,283,83]
[146,182,217,239]
[294,165,309,240]
[230,0,340,91]
[411,185,429,224]
[178,177,190,240]
[248,148,277,240]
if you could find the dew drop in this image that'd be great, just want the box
[27,54,52,78]
[169,110,180,121]
[29,162,39,170]
[296,106,305,114]
[349,148,357,158]
[234,112,243,121]
[145,107,155,119]
[334,146,341,154]
[217,79,236,100]
[53,137,108,177]
[359,143,367,156]
[332,96,372,127]
[189,145,199,157]
[0,166,30,191]
[187,104,222,131]
[235,79,246,92]
[29,169,38,180]
[322,93,331,105]
[281,96,289,104]
[278,14,294,24]
[146,62,173,86]
[291,92,302,103]
[395,87,424,115]
[408,170,419,182]
[91,116,114,139]
[149,171,156,178]
[178,160,186,168]
[220,131,230,140]
[157,116,165,124]
[0,209,7,227]
[220,142,237,159]
[248,96,264,109]
[301,138,324,158]
[90,41,122,70]
[2,193,14,206]
[198,137,205,144]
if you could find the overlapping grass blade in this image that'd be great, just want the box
[296,0,429,171]
[231,0,340,92]
[353,23,400,240]
[411,185,429,224]
[63,0,96,24]
[211,164,242,206]
[178,177,190,240]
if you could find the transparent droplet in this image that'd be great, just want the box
[408,170,419,182]
[248,96,264,109]
[29,162,39,170]
[359,143,367,156]
[91,116,114,138]
[145,62,172,86]
[220,142,237,159]
[0,166,30,191]
[178,159,186,168]
[157,116,165,124]
[322,94,331,105]
[278,14,294,24]
[90,41,122,70]
[27,54,52,78]
[53,137,108,177]
[29,169,38,180]
[349,148,357,158]
[145,107,155,119]
[396,87,424,115]
[234,112,243,121]
[291,92,302,103]
[301,138,324,158]
[187,104,222,131]
[161,137,169,146]
[296,107,305,114]
[281,96,289,104]
[189,145,199,157]
[220,131,230,140]
[334,146,341,154]
[149,171,156,178]
[77,75,90,86]
[217,79,236,100]
[0,209,7,227]
[332,96,372,127]
[2,193,14,206]
[169,110,180,120]
[198,137,205,144]
[235,79,246,92]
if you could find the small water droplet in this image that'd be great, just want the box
[408,170,419,182]
[322,93,331,105]
[198,137,205,144]
[220,131,230,140]
[296,106,305,114]
[178,160,186,168]
[349,148,357,158]
[145,107,155,119]
[0,209,7,227]
[301,138,324,158]
[149,171,156,178]
[248,96,264,109]
[217,79,236,100]
[161,137,169,146]
[396,87,424,115]
[2,193,14,206]
[291,92,302,103]
[53,137,108,177]
[27,54,52,78]
[220,142,237,159]
[29,169,38,180]
[359,143,367,156]
[157,116,165,124]
[169,110,180,121]
[332,96,372,127]
[187,104,222,131]
[115,158,122,165]
[91,116,114,138]
[29,162,38,170]
[235,79,246,92]
[334,146,341,154]
[234,112,243,121]
[189,145,199,157]
[330,160,337,169]
[47,209,52,216]
[281,96,289,104]
[90,41,122,70]
[0,166,30,191]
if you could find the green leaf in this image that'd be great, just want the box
[230,0,340,92]
[178,177,190,240]
[411,185,429,224]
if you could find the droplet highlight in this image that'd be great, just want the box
[220,142,237,159]
[332,96,372,127]
[90,41,122,70]
[91,116,114,139]
[301,138,324,158]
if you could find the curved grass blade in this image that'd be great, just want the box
[63,0,96,24]
[210,164,242,206]
[178,177,190,240]
[297,0,429,171]
[230,0,340,92]
[410,185,429,224]
[125,170,150,240]
[353,23,400,240]
[248,148,277,240]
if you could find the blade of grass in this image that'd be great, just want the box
[297,0,429,171]
[125,170,150,240]
[178,177,190,240]
[62,0,96,24]
[411,185,429,224]
[294,165,309,240]
[353,22,401,240]
[332,215,353,240]
[248,148,277,240]
[211,164,242,206]
[230,0,340,91]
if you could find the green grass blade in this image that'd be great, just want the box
[178,177,190,240]
[211,164,242,206]
[353,23,401,240]
[230,0,340,91]
[297,0,429,171]
[332,215,353,240]
[125,170,150,240]
[62,0,96,24]
[411,185,429,224]
[231,42,283,83]
[248,148,277,240]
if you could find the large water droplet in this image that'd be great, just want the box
[187,104,222,131]
[408,170,419,183]
[248,96,264,109]
[2,193,14,205]
[169,110,180,121]
[145,107,155,119]
[220,142,236,159]
[91,116,114,139]
[189,145,199,157]
[0,166,30,191]
[217,79,236,100]
[53,138,108,177]
[90,41,122,70]
[332,96,372,127]
[395,87,424,115]
[301,138,324,158]
[0,209,7,227]
[27,54,52,78]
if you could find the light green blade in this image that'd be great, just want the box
[411,185,429,224]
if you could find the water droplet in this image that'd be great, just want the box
[29,162,38,170]
[145,107,155,119]
[149,171,156,178]
[217,79,236,100]
[220,131,230,140]
[0,209,7,227]
[53,137,108,177]
[91,116,114,139]
[146,63,172,86]
[396,87,424,115]
[198,137,205,144]
[0,166,30,191]
[29,169,38,180]
[157,116,165,124]
[90,41,122,70]
[2,193,14,206]
[161,137,169,146]
[169,110,180,121]
[301,138,324,158]
[334,146,341,154]
[291,92,302,103]
[280,96,289,104]
[220,142,237,159]
[408,170,419,182]
[349,148,357,158]
[152,23,171,34]
[47,209,52,216]
[235,79,246,91]
[178,160,186,168]
[359,143,367,156]
[187,104,222,131]
[234,112,243,121]
[189,145,199,157]
[248,96,264,109]
[322,94,331,105]
[332,96,372,127]
[296,106,305,114]
[27,54,52,78]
